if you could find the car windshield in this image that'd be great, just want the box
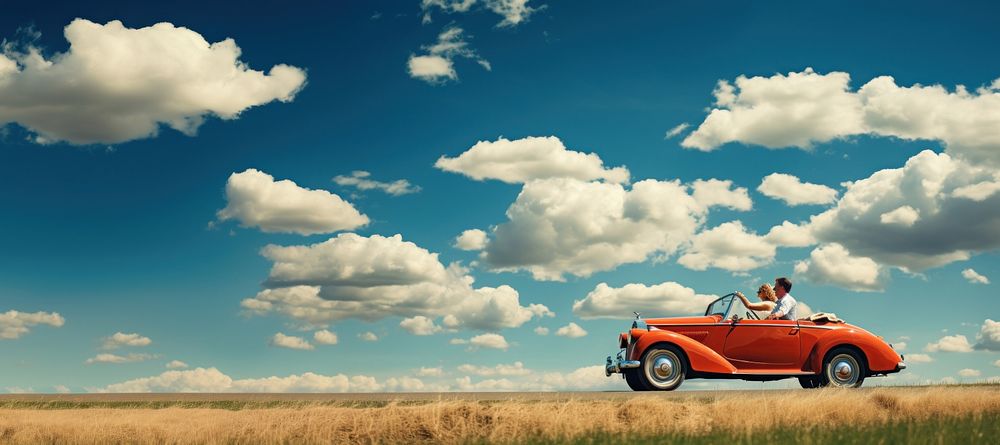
[728,295,760,320]
[705,294,735,317]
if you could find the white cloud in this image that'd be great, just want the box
[807,150,1000,272]
[242,233,551,331]
[85,353,156,364]
[664,123,690,139]
[0,19,305,145]
[454,229,488,251]
[166,360,189,369]
[758,173,838,206]
[421,0,540,28]
[454,365,623,391]
[682,68,1000,167]
[678,221,775,272]
[452,333,509,350]
[217,169,368,236]
[691,179,753,211]
[993,359,1000,368]
[0,310,65,339]
[53,385,71,394]
[959,368,981,378]
[880,206,920,227]
[415,367,444,377]
[963,268,990,285]
[408,27,488,84]
[313,330,338,345]
[384,376,428,392]
[481,177,722,280]
[906,353,933,363]
[400,316,443,336]
[555,322,587,338]
[101,332,151,349]
[5,387,34,394]
[458,361,531,376]
[894,342,907,351]
[533,326,549,336]
[358,331,379,342]
[952,180,1000,201]
[91,367,387,393]
[764,221,816,247]
[573,281,716,319]
[975,319,1000,351]
[332,171,420,196]
[435,136,629,184]
[794,244,885,292]
[925,334,973,353]
[270,333,314,350]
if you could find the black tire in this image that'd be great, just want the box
[798,376,823,389]
[624,369,650,391]
[821,347,866,388]
[639,344,686,391]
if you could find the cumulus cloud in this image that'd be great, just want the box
[358,332,379,342]
[313,330,338,345]
[0,19,305,145]
[794,244,886,292]
[101,332,151,349]
[678,221,775,272]
[242,233,551,331]
[573,281,717,319]
[90,367,386,393]
[555,322,587,338]
[421,0,541,28]
[400,316,443,336]
[764,221,817,247]
[270,333,314,350]
[166,360,189,369]
[458,361,530,376]
[480,177,731,280]
[975,319,1000,351]
[807,150,1000,272]
[454,365,623,391]
[906,353,933,363]
[533,326,549,335]
[332,171,420,196]
[454,229,488,251]
[963,268,990,285]
[415,367,445,377]
[925,334,973,353]
[958,368,981,378]
[452,333,509,350]
[758,173,838,206]
[435,136,629,184]
[217,169,368,236]
[682,68,1000,167]
[408,27,489,84]
[85,353,156,364]
[0,310,65,339]
[691,179,752,211]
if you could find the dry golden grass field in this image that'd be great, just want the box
[1,385,998,444]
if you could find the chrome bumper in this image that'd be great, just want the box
[605,351,640,376]
[897,361,907,371]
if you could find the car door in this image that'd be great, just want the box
[723,319,801,369]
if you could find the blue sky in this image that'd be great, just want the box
[1,0,998,393]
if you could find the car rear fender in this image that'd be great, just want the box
[809,329,901,373]
[630,329,736,374]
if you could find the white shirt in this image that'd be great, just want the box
[771,294,797,320]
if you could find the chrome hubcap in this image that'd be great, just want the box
[829,354,859,386]
[644,350,681,389]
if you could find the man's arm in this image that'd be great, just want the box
[766,299,788,320]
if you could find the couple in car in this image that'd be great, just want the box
[735,277,797,320]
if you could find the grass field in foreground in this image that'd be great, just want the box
[0,386,998,444]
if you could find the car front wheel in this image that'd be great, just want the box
[822,347,866,388]
[640,344,686,391]
[798,376,823,389]
[623,368,649,391]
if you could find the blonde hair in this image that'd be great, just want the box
[757,284,777,302]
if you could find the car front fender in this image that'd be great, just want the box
[630,329,737,374]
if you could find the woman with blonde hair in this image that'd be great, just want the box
[736,284,777,318]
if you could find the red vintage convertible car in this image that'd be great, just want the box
[605,292,906,390]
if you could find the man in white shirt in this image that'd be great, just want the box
[767,277,798,320]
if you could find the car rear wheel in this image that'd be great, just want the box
[822,347,866,388]
[798,376,823,389]
[640,344,686,391]
[623,369,649,391]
